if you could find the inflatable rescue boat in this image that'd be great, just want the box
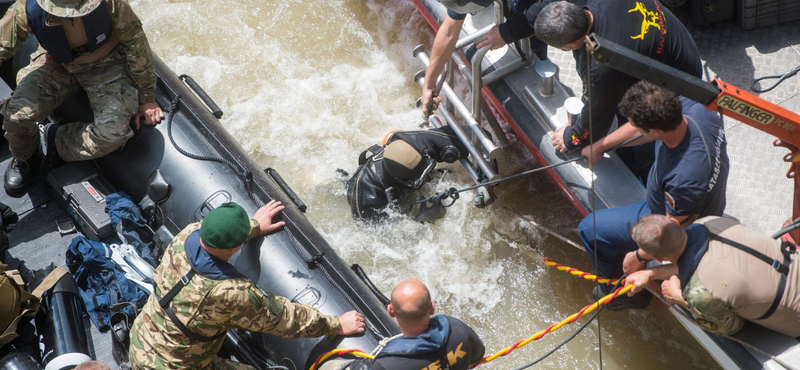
[0,23,398,370]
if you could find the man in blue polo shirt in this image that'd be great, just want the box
[420,0,554,114]
[577,81,729,310]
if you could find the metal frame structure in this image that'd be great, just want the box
[412,0,535,205]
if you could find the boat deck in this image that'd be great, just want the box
[548,13,798,236]
[0,145,119,368]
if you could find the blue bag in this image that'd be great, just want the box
[65,236,148,332]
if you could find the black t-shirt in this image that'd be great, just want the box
[562,0,702,150]
[646,98,729,218]
[350,316,485,370]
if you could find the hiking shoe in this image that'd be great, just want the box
[42,123,65,174]
[593,285,652,311]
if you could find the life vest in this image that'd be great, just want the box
[26,0,114,64]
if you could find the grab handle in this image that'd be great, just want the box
[264,168,307,213]
[351,264,390,306]
[179,74,223,119]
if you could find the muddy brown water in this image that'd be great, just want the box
[135,0,722,368]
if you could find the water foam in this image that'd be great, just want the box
[134,0,724,368]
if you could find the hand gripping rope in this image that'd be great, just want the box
[307,257,633,370]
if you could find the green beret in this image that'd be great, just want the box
[200,203,251,249]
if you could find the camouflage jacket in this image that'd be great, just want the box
[0,0,157,103]
[128,221,341,369]
[683,274,744,335]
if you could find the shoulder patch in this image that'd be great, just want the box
[696,319,718,331]
[665,191,675,209]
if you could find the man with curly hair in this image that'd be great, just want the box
[577,81,729,310]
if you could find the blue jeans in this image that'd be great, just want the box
[578,200,652,284]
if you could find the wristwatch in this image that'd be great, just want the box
[635,249,650,263]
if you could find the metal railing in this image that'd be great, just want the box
[414,0,537,185]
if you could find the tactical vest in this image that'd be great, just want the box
[152,231,243,342]
[26,0,115,64]
[385,127,468,164]
[693,217,800,337]
[154,268,227,342]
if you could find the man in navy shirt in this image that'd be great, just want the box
[533,0,701,181]
[577,82,729,310]
[420,0,552,114]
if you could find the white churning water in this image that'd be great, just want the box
[135,0,721,368]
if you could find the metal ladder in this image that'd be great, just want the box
[412,0,537,207]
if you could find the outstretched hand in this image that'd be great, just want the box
[338,310,365,336]
[476,26,504,50]
[253,200,286,235]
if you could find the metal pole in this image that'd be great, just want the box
[414,46,499,159]
[455,24,494,50]
[414,72,499,180]
[480,96,509,146]
[494,0,504,25]
[445,59,455,116]
[471,45,491,126]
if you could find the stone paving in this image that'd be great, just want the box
[546,11,800,235]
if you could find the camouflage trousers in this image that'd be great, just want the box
[206,357,256,370]
[129,356,255,370]
[0,46,138,162]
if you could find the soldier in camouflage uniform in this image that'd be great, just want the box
[625,214,800,337]
[0,0,164,196]
[128,201,366,370]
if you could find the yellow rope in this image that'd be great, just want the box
[469,284,632,367]
[309,348,374,370]
[542,258,622,285]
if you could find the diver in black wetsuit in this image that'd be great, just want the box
[344,126,470,221]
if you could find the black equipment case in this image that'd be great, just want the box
[47,162,115,241]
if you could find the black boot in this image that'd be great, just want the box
[4,155,38,197]
[42,123,65,174]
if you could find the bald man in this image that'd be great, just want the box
[325,279,485,370]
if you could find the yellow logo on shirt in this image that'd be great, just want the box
[629,1,666,40]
